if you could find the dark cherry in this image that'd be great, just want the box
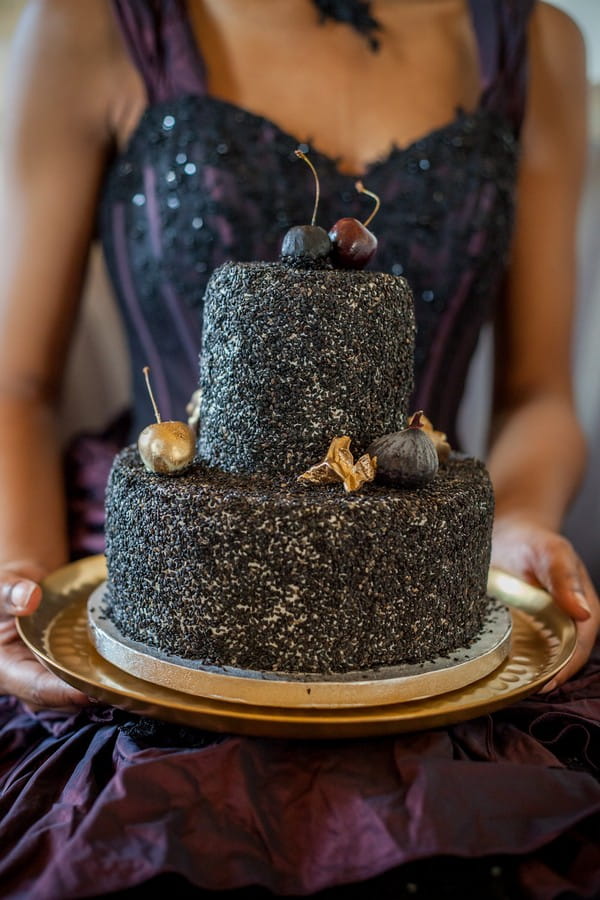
[280,224,331,261]
[329,180,380,269]
[280,149,332,265]
[328,218,377,268]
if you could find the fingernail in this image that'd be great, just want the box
[9,582,33,611]
[540,679,557,694]
[573,591,592,618]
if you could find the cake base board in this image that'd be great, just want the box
[16,556,577,739]
[87,583,512,708]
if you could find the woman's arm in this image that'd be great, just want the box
[488,2,599,686]
[0,0,118,707]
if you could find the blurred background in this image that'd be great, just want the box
[1,0,599,583]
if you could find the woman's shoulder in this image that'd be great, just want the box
[10,0,143,143]
[15,0,121,64]
[532,3,586,66]
[525,2,587,132]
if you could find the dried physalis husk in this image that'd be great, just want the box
[297,436,345,487]
[297,459,342,486]
[342,452,377,492]
[298,436,377,493]
[186,388,202,436]
[415,411,451,463]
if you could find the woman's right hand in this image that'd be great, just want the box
[0,563,90,710]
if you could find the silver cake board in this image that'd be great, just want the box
[87,584,512,709]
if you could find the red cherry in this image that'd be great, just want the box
[328,180,380,269]
[328,218,377,268]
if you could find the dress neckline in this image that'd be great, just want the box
[114,90,498,186]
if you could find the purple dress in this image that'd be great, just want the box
[1,2,599,898]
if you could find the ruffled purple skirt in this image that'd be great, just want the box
[0,427,597,899]
[1,664,599,900]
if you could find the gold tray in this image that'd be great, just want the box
[17,556,576,740]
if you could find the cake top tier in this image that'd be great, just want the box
[198,261,415,478]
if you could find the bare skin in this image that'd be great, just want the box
[0,0,597,709]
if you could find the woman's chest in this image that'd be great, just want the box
[192,0,481,174]
[113,0,483,175]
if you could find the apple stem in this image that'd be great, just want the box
[355,180,380,227]
[143,366,162,424]
[295,149,320,226]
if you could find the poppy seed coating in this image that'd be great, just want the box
[104,449,494,674]
[198,262,415,476]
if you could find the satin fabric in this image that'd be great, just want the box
[1,643,598,897]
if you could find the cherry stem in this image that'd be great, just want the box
[295,149,320,226]
[355,180,380,227]
[409,411,424,429]
[143,366,162,424]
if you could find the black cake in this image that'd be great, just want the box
[102,258,495,675]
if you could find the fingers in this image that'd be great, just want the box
[22,669,91,713]
[1,622,91,710]
[540,563,600,692]
[0,563,92,709]
[22,665,92,712]
[0,560,48,617]
[527,534,592,622]
[492,521,599,692]
[540,616,598,693]
[0,572,42,616]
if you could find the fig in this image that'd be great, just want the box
[367,412,438,488]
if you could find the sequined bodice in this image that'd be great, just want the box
[100,0,534,447]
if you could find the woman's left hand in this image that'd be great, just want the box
[491,517,600,691]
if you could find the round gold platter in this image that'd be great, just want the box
[17,555,576,740]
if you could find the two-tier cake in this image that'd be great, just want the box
[99,247,496,676]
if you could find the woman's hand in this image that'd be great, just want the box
[0,562,90,710]
[491,518,600,691]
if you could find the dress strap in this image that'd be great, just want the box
[110,0,206,105]
[468,0,537,134]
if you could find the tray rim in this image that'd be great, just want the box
[16,555,577,739]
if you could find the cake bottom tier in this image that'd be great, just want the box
[103,448,495,675]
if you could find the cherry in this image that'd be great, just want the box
[280,223,331,262]
[328,181,380,269]
[280,150,331,264]
[137,366,195,474]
